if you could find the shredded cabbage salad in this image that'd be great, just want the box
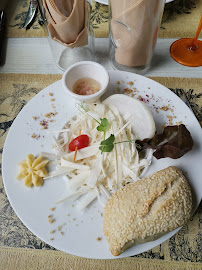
[42,103,152,210]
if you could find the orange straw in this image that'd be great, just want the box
[192,15,202,47]
[73,129,81,163]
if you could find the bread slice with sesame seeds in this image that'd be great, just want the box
[103,166,192,256]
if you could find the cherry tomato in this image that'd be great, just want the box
[69,135,89,151]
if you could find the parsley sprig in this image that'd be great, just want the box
[76,103,136,153]
[99,134,137,153]
[99,134,115,153]
[97,118,109,139]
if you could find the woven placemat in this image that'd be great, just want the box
[5,0,202,39]
[0,74,201,269]
[160,0,202,38]
[5,0,48,38]
[0,247,202,270]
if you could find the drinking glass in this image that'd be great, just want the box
[43,0,95,71]
[170,15,202,67]
[109,0,165,74]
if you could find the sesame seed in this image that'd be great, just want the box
[48,219,55,224]
[96,237,102,241]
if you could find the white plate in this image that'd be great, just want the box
[96,0,174,5]
[2,71,202,259]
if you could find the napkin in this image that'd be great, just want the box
[44,0,88,48]
[111,0,164,67]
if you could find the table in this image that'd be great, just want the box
[0,1,202,269]
[0,37,202,77]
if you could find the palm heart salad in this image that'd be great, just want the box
[42,95,156,210]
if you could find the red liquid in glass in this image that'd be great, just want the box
[170,16,202,67]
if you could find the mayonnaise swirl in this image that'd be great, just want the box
[17,154,49,187]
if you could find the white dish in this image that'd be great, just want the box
[62,61,109,103]
[96,0,174,5]
[2,71,202,259]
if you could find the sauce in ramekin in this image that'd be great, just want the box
[73,78,101,95]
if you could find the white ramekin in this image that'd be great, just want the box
[62,61,110,103]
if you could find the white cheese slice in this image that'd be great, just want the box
[103,94,156,140]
